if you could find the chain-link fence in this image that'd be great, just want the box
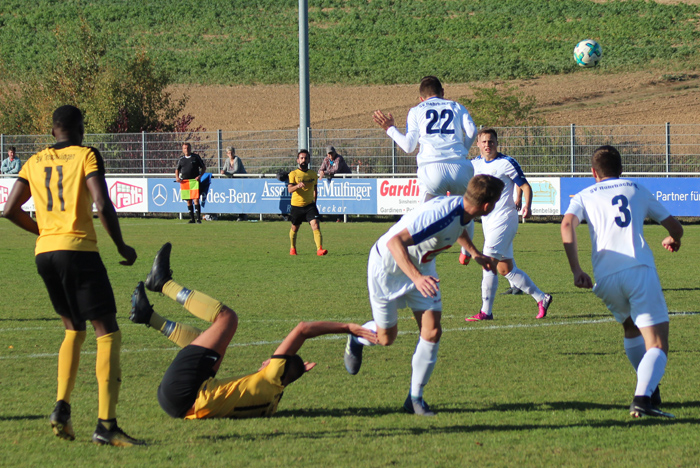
[2,124,699,176]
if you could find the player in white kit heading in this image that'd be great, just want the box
[466,128,552,321]
[373,75,478,264]
[343,175,504,416]
[561,145,683,418]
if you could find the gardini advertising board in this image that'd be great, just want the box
[146,177,376,214]
[561,178,700,216]
[375,178,422,214]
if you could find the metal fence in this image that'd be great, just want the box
[1,124,699,176]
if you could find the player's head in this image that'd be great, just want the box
[419,76,444,99]
[464,174,504,216]
[182,142,191,155]
[281,354,307,386]
[297,149,310,170]
[592,145,622,179]
[476,128,498,156]
[52,105,85,143]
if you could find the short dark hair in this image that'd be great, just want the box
[52,105,83,131]
[419,76,444,98]
[477,128,498,140]
[9,146,16,152]
[592,145,622,178]
[297,149,310,158]
[465,174,504,207]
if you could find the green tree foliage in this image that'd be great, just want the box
[0,21,194,135]
[460,85,546,128]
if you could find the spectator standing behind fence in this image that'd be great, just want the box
[318,146,351,179]
[175,143,206,224]
[1,146,22,174]
[221,146,246,177]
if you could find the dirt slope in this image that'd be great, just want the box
[171,70,700,132]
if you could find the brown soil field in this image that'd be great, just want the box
[171,70,700,132]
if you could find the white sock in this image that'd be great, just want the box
[410,337,439,398]
[505,267,544,302]
[508,260,517,287]
[635,348,667,397]
[481,270,498,315]
[624,335,646,370]
[356,320,377,346]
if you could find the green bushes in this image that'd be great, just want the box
[0,0,699,86]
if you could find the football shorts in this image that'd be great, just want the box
[481,213,519,260]
[367,247,442,329]
[158,345,221,418]
[593,265,669,328]
[417,160,474,202]
[290,203,321,225]
[36,250,117,322]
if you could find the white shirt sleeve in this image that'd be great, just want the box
[386,110,420,154]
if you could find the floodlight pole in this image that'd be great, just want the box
[298,0,310,152]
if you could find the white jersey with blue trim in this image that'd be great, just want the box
[565,178,671,281]
[374,195,469,277]
[472,153,527,228]
[386,97,477,168]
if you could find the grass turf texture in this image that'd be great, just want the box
[0,217,699,466]
[2,0,700,84]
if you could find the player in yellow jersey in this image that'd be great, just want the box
[287,149,328,256]
[3,105,144,446]
[129,243,377,419]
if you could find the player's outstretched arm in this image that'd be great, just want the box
[272,321,378,358]
[561,213,593,289]
[660,216,683,252]
[2,180,39,235]
[86,175,137,266]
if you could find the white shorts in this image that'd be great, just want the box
[593,265,669,328]
[481,214,518,260]
[418,160,474,202]
[367,247,442,330]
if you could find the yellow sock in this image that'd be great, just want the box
[96,330,122,421]
[290,228,297,249]
[149,310,167,330]
[162,280,223,323]
[161,320,202,348]
[313,229,323,250]
[57,329,86,403]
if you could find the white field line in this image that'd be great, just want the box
[1,311,697,361]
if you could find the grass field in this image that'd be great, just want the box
[1,217,699,467]
[2,0,700,84]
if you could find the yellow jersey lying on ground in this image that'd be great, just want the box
[185,356,289,419]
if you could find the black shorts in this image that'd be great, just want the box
[157,345,221,418]
[35,251,117,322]
[290,203,321,225]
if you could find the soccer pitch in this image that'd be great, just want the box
[1,218,698,466]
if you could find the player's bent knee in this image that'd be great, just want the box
[421,327,442,343]
[216,306,238,328]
